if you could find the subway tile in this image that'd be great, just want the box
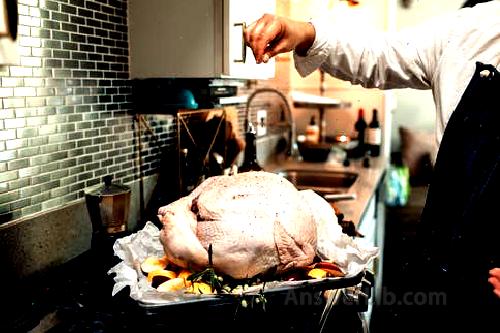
[41,162,59,174]
[19,147,41,158]
[52,30,70,41]
[38,124,57,135]
[53,69,72,78]
[45,96,65,106]
[43,39,62,49]
[5,138,28,150]
[19,165,41,178]
[22,204,42,216]
[0,182,9,194]
[24,77,45,87]
[16,127,38,138]
[52,49,70,59]
[69,182,84,193]
[26,116,47,127]
[0,170,18,183]
[29,6,41,17]
[61,4,76,15]
[41,197,63,210]
[1,78,24,87]
[60,175,77,187]
[40,180,61,192]
[3,98,26,109]
[32,27,51,39]
[20,56,43,67]
[9,178,31,191]
[61,141,76,151]
[44,0,60,11]
[9,66,33,77]
[69,15,85,25]
[8,158,30,171]
[69,0,84,7]
[84,129,99,138]
[68,132,83,141]
[50,186,69,198]
[39,9,49,19]
[77,155,92,164]
[51,12,69,22]
[0,192,20,205]
[14,87,37,97]
[60,158,77,168]
[31,192,50,205]
[32,68,52,77]
[43,19,60,30]
[63,42,78,50]
[95,12,108,22]
[0,150,17,162]
[71,51,87,60]
[17,25,31,37]
[47,133,67,144]
[0,88,14,97]
[36,88,55,96]
[84,145,99,154]
[89,71,103,78]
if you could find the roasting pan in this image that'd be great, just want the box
[136,269,366,309]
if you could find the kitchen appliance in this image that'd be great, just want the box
[84,176,131,235]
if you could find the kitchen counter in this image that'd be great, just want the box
[265,155,388,227]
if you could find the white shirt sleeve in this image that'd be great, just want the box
[293,9,471,90]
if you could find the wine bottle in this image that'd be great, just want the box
[239,123,262,172]
[366,108,381,157]
[354,108,367,155]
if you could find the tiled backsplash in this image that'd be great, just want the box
[0,0,175,225]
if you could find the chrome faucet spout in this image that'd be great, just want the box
[244,87,298,158]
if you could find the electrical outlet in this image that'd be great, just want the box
[256,109,267,136]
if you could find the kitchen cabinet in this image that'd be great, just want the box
[128,0,275,79]
[356,178,386,327]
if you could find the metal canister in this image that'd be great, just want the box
[84,176,131,234]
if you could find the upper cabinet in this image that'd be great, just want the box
[129,0,276,79]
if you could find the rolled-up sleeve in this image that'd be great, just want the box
[293,14,458,90]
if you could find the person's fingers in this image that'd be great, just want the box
[488,275,500,299]
[263,37,291,62]
[489,268,500,278]
[245,14,282,63]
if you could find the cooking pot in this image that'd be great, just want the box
[84,176,131,234]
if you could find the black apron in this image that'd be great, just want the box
[415,62,500,328]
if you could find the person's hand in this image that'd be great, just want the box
[244,14,316,64]
[489,268,500,298]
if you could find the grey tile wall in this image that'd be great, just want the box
[0,0,176,225]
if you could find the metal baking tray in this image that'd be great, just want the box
[137,270,366,309]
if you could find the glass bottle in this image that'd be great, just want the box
[239,123,262,172]
[366,108,381,157]
[354,108,367,155]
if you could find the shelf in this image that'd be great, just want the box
[291,91,351,109]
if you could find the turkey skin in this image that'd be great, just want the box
[158,171,322,279]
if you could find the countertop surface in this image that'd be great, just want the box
[265,155,387,227]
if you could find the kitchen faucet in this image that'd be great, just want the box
[244,87,299,158]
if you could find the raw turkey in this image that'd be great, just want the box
[158,171,361,279]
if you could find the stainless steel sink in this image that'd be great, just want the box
[276,169,358,197]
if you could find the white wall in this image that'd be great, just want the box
[391,0,464,151]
